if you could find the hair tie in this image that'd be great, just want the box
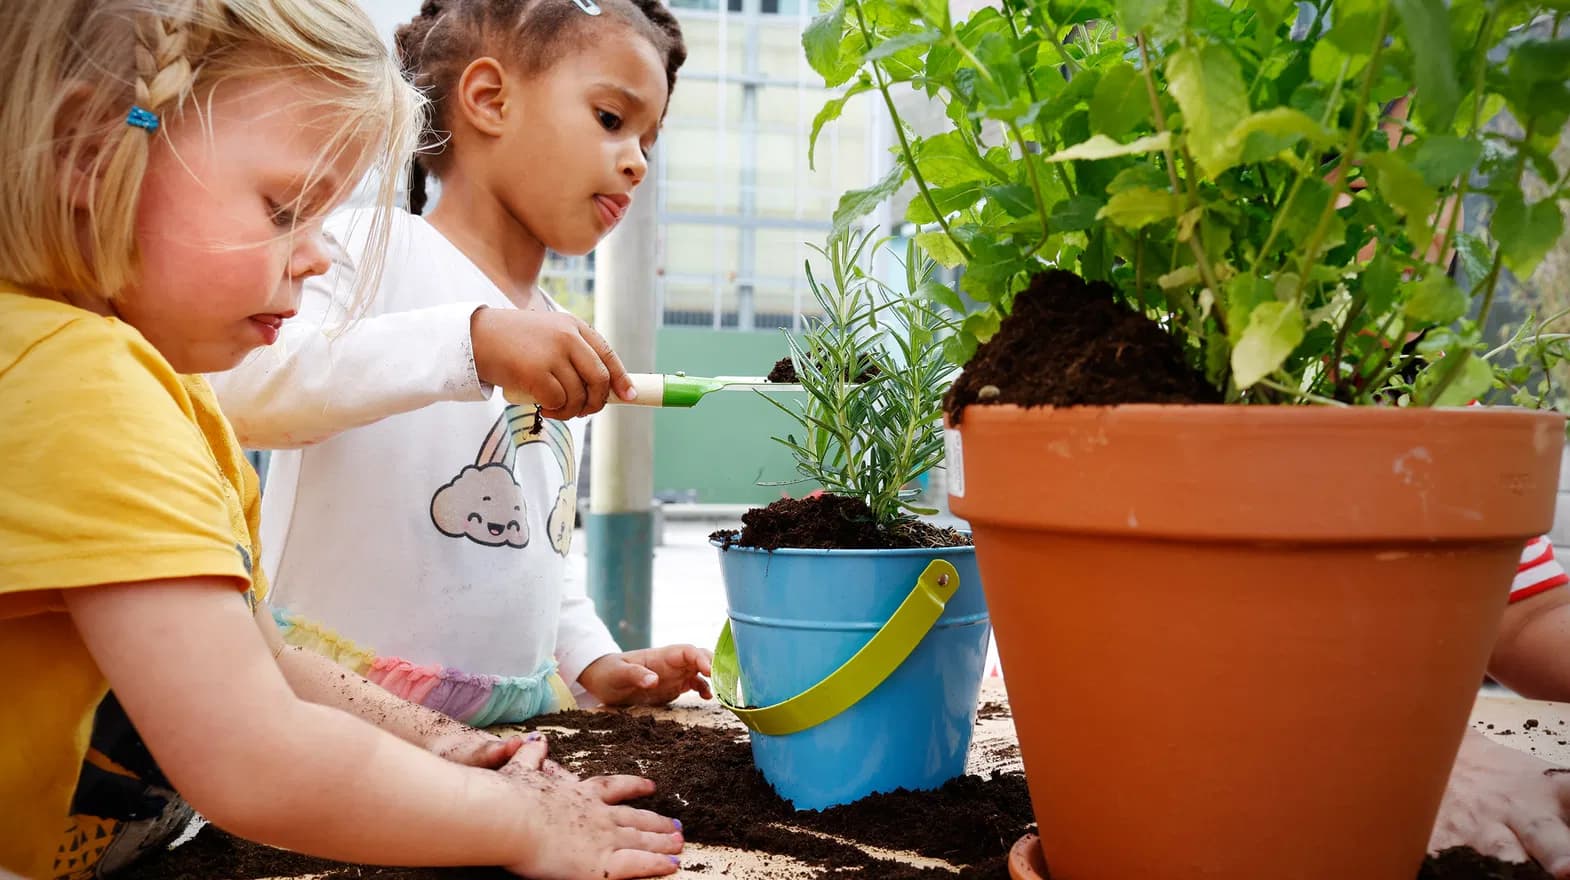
[571,0,603,15]
[126,106,160,133]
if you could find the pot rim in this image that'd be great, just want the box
[709,537,976,558]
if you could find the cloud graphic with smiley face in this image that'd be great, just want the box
[430,464,530,548]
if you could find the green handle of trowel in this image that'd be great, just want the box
[712,559,960,737]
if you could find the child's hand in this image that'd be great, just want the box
[499,746,683,879]
[471,306,636,420]
[1430,729,1570,876]
[427,730,538,770]
[578,645,714,707]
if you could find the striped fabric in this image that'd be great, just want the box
[1514,535,1569,603]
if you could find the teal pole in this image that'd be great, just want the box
[586,147,658,650]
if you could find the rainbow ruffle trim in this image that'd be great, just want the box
[272,607,574,725]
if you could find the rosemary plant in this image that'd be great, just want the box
[763,228,957,527]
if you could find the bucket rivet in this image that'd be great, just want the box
[937,574,950,586]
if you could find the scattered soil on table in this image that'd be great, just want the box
[944,269,1221,422]
[976,700,1011,721]
[1420,847,1554,879]
[120,710,1550,880]
[710,494,971,552]
[767,356,880,385]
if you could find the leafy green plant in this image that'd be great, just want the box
[807,0,1570,406]
[764,228,956,527]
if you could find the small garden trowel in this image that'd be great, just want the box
[503,372,799,408]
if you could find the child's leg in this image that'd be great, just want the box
[55,694,192,880]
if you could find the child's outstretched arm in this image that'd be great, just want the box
[66,577,682,879]
[212,221,632,448]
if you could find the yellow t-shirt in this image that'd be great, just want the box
[0,288,267,879]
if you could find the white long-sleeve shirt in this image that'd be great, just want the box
[212,208,620,724]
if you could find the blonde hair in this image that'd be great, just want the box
[0,0,423,305]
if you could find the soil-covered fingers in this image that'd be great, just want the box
[604,850,681,879]
[499,734,551,776]
[578,322,634,403]
[582,773,658,804]
[614,825,684,856]
[1516,812,1570,877]
[565,327,612,415]
[541,363,588,421]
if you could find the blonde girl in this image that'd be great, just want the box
[0,2,682,878]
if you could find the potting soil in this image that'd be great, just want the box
[943,269,1221,421]
[710,494,971,551]
[765,356,880,385]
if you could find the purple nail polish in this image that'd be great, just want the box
[668,856,681,866]
[525,732,542,742]
[673,819,683,832]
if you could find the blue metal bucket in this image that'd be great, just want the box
[713,542,990,810]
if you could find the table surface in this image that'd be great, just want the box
[248,681,1569,879]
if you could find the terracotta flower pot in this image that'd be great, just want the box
[946,404,1564,880]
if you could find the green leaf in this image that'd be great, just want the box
[1044,131,1173,162]
[1393,0,1460,132]
[1415,351,1493,406]
[1493,192,1566,278]
[1365,152,1437,244]
[915,131,998,187]
[804,1,847,82]
[1361,251,1400,316]
[906,180,984,224]
[1220,107,1334,170]
[916,277,966,311]
[1309,40,1364,83]
[1116,0,1182,38]
[1097,186,1182,230]
[864,28,942,62]
[1401,272,1467,325]
[1107,165,1170,193]
[1231,301,1306,388]
[809,80,872,170]
[901,0,949,28]
[1454,232,1492,285]
[915,232,967,269]
[1511,38,1570,86]
[1166,45,1250,179]
[1224,274,1274,345]
[832,164,906,236]
[984,184,1037,218]
[1280,178,1345,252]
[1089,63,1151,138]
[1050,195,1106,232]
[1401,135,1483,189]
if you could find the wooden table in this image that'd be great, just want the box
[242,682,1569,879]
[509,683,1570,879]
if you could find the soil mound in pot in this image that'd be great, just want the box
[944,269,1221,421]
[710,494,971,551]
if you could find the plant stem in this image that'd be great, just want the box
[1008,122,1054,246]
[1257,376,1350,406]
[1433,8,1496,272]
[1291,2,1393,304]
[1135,33,1227,338]
[851,0,972,261]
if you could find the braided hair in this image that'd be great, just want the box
[395,0,686,214]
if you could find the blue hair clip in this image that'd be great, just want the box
[126,106,160,133]
[571,0,603,15]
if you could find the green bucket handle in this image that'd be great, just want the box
[713,559,961,737]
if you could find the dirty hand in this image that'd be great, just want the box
[499,742,683,879]
[427,729,529,769]
[578,645,714,707]
[1430,729,1570,877]
[471,306,635,420]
